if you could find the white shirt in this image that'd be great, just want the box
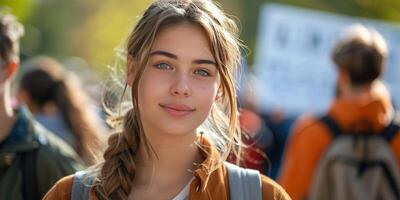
[171,179,192,200]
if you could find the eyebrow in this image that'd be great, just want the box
[150,50,217,65]
[150,50,177,59]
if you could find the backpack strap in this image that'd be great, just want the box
[381,114,400,142]
[381,123,399,141]
[319,115,342,138]
[225,162,262,200]
[21,149,40,200]
[71,171,95,200]
[321,113,400,141]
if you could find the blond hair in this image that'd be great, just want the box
[95,0,242,199]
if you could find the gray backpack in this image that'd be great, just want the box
[71,162,262,200]
[309,115,400,200]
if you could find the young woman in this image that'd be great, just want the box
[18,56,104,165]
[44,0,290,199]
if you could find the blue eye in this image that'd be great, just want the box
[154,63,171,70]
[194,69,210,77]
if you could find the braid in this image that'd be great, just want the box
[94,0,243,198]
[95,109,139,200]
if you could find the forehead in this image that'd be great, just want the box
[151,22,214,60]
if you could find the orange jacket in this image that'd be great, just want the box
[278,92,400,200]
[44,136,291,200]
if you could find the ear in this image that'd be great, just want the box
[5,59,19,78]
[337,68,349,85]
[215,86,223,100]
[126,55,135,86]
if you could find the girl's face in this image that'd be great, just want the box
[133,23,220,139]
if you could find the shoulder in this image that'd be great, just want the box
[33,120,83,168]
[291,113,321,133]
[33,119,75,153]
[43,175,74,200]
[44,170,100,200]
[32,120,84,196]
[260,175,292,200]
[290,113,332,142]
[282,113,333,162]
[224,163,291,200]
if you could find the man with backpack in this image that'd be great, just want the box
[0,13,83,200]
[278,24,400,200]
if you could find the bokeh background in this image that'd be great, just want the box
[2,0,399,74]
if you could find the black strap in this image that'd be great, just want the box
[381,123,400,141]
[381,160,400,200]
[319,115,342,138]
[320,114,400,141]
[381,113,400,141]
[21,149,40,200]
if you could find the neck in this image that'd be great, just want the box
[0,81,16,142]
[338,81,375,101]
[133,130,202,189]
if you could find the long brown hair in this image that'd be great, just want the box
[96,0,243,199]
[19,56,104,165]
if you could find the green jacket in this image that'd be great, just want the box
[0,107,84,200]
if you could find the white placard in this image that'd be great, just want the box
[253,3,400,115]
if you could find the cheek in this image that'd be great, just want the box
[195,83,219,108]
[137,69,169,108]
[137,70,153,111]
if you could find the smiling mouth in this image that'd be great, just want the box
[159,104,195,117]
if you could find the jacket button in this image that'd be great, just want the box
[3,154,13,166]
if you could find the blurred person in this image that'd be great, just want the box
[233,106,273,174]
[227,104,274,175]
[227,66,276,175]
[260,110,296,179]
[44,0,291,200]
[0,14,83,200]
[236,105,297,179]
[17,56,105,165]
[235,70,296,178]
[278,24,400,200]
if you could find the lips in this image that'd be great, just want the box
[159,103,195,117]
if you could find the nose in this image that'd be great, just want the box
[170,73,191,97]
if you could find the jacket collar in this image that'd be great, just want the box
[193,135,222,192]
[0,106,41,152]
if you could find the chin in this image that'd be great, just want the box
[157,124,198,137]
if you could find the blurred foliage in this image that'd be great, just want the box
[68,0,152,73]
[0,0,34,21]
[1,0,399,73]
[1,0,151,75]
